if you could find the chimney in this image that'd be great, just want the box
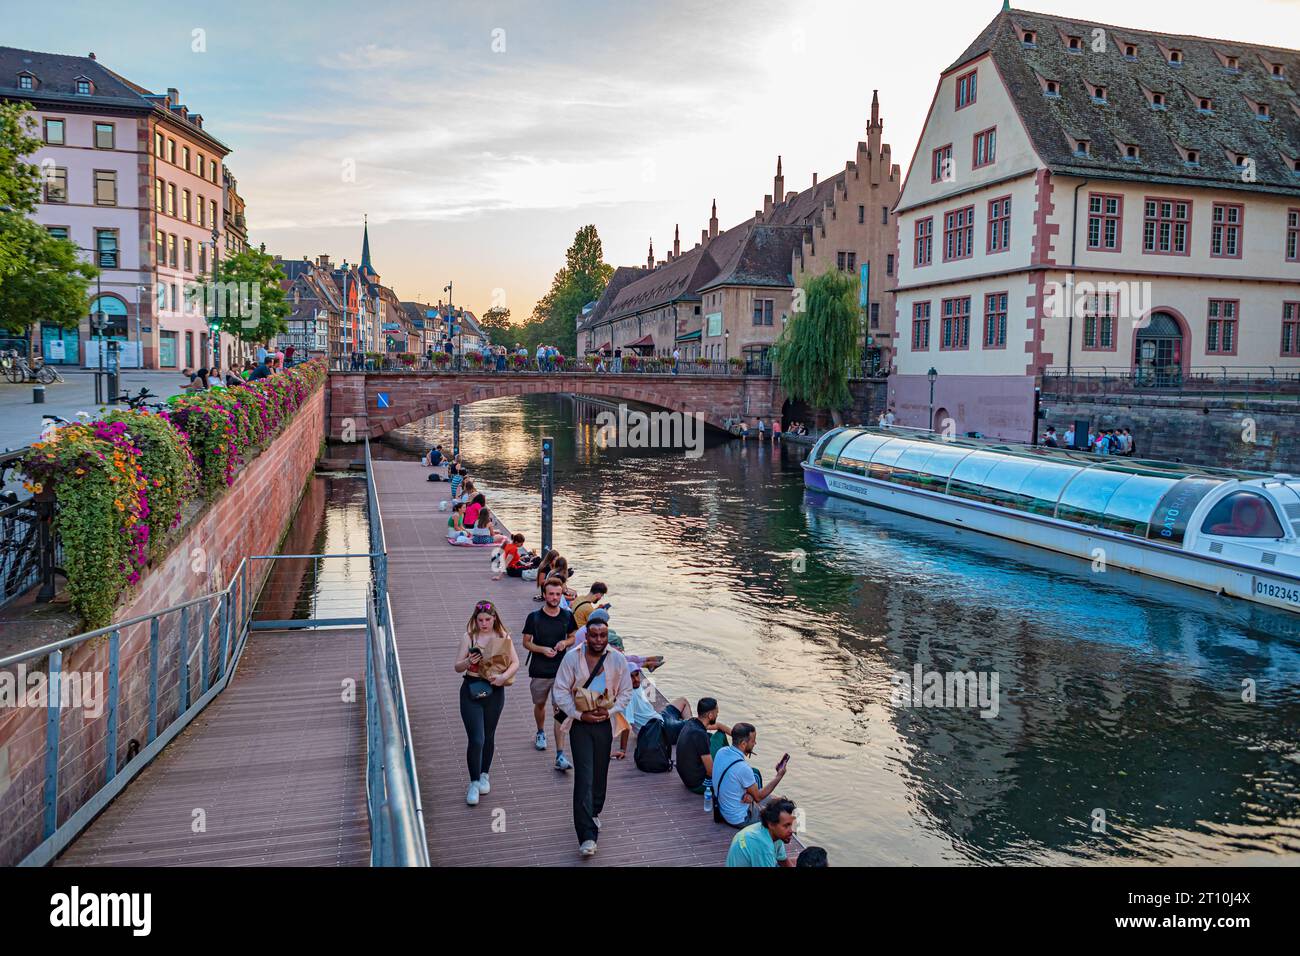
[167,87,180,108]
[647,238,655,270]
[763,193,773,218]
[773,155,784,202]
[672,223,680,259]
[88,52,96,60]
[709,199,719,240]
[812,171,818,187]
[701,228,708,247]
[785,191,797,202]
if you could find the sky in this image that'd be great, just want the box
[4,0,1299,321]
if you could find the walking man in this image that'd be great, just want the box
[522,577,578,769]
[552,617,631,857]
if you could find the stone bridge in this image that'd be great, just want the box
[326,370,784,440]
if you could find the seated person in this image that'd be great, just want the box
[447,502,467,539]
[503,533,540,577]
[570,582,610,627]
[795,846,829,868]
[711,723,789,828]
[425,445,445,467]
[724,798,797,868]
[464,493,486,528]
[675,697,733,794]
[611,661,691,759]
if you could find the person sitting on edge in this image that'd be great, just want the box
[449,466,465,501]
[712,723,789,828]
[464,493,486,528]
[249,358,271,381]
[473,508,508,546]
[426,445,444,467]
[571,582,610,627]
[674,697,733,794]
[447,501,468,538]
[795,846,829,867]
[503,533,539,577]
[725,798,797,868]
[611,660,691,760]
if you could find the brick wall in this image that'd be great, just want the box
[0,387,324,865]
[1043,396,1300,472]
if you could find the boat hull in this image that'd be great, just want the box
[803,462,1300,615]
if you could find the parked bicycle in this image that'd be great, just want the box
[3,350,63,385]
[114,388,165,411]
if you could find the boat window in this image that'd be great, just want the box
[890,444,944,489]
[835,433,895,475]
[1056,469,1131,527]
[1016,460,1082,515]
[978,458,1039,509]
[917,444,973,487]
[948,451,1005,503]
[1100,473,1179,537]
[815,429,858,468]
[1200,491,1286,539]
[866,438,911,481]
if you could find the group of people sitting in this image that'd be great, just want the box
[1042,425,1137,456]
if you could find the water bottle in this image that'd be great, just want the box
[703,782,713,813]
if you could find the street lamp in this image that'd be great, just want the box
[75,245,109,401]
[207,227,222,372]
[927,366,938,432]
[724,328,730,363]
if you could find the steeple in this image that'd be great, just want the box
[708,199,718,240]
[672,223,680,259]
[647,238,655,269]
[360,214,376,279]
[773,156,784,203]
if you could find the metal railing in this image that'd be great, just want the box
[2,558,254,867]
[0,447,62,609]
[1043,365,1300,402]
[330,355,769,376]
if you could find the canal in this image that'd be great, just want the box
[362,393,1299,866]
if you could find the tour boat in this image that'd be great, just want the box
[802,427,1300,615]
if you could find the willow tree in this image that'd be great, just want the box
[769,268,859,426]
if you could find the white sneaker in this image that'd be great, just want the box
[593,815,602,830]
[579,840,598,857]
[555,752,573,772]
[478,773,490,795]
[535,731,547,751]
[466,782,480,806]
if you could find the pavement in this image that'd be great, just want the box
[0,369,193,452]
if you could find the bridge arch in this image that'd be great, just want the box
[327,371,782,440]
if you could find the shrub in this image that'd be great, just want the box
[105,409,195,562]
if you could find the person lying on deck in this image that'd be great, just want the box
[612,661,691,760]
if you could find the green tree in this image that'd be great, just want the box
[0,100,97,333]
[479,305,513,346]
[209,244,290,344]
[769,269,860,426]
[523,225,613,355]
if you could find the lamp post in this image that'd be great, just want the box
[75,245,108,401]
[443,282,457,368]
[208,227,222,372]
[724,328,730,363]
[927,366,938,433]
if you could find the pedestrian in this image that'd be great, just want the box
[672,347,680,375]
[551,612,632,857]
[454,600,519,805]
[1043,426,1058,448]
[522,577,579,769]
[613,347,622,374]
[771,418,782,442]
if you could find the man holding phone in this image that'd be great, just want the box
[522,578,578,768]
[711,723,789,828]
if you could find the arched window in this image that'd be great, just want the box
[1200,492,1285,538]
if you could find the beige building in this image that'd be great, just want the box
[892,8,1300,439]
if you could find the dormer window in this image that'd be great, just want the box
[1168,48,1183,65]
[1233,152,1250,169]
[1124,43,1138,59]
[1067,35,1083,53]
[1122,143,1141,162]
[1072,137,1091,158]
[74,76,93,95]
[1090,83,1108,104]
[1043,78,1061,98]
[1151,91,1166,109]
[1022,30,1037,46]
[1256,101,1271,120]
[1293,157,1300,175]
[1223,54,1240,72]
[17,72,35,90]
[1181,146,1200,166]
[1198,97,1214,113]
[1271,61,1286,79]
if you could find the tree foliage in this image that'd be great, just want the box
[212,244,290,343]
[0,100,97,333]
[478,305,513,346]
[515,225,613,355]
[769,269,860,425]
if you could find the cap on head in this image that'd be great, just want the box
[587,608,610,626]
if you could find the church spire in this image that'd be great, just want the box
[360,214,375,278]
[673,223,680,259]
[708,199,719,240]
[647,238,655,269]
[773,155,784,202]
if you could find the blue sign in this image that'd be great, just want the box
[377,392,391,409]
[858,262,870,307]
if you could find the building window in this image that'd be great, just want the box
[93,122,114,149]
[912,302,931,350]
[1282,302,1300,356]
[1122,143,1141,162]
[154,178,164,213]
[956,69,977,109]
[1169,48,1183,65]
[18,74,34,91]
[1087,193,1122,251]
[931,144,953,183]
[857,205,864,224]
[1197,96,1213,113]
[43,118,65,144]
[182,146,191,171]
[182,189,191,222]
[1022,30,1037,46]
[1091,84,1108,104]
[983,292,1007,348]
[76,78,90,95]
[1142,197,1191,255]
[1207,299,1238,354]
[199,244,207,275]
[183,238,192,272]
[156,229,166,267]
[987,196,1011,253]
[1288,209,1299,261]
[1082,292,1117,350]
[44,166,68,203]
[93,169,117,206]
[836,251,857,272]
[1066,34,1083,52]
[870,303,880,328]
[1044,79,1061,97]
[210,199,217,225]
[972,127,997,168]
[46,226,69,240]
[942,205,975,261]
[752,298,774,326]
[1151,91,1166,108]
[941,297,971,350]
[166,183,176,216]
[197,196,206,228]
[95,229,118,269]
[167,233,177,269]
[882,206,889,225]
[1210,203,1243,258]
[914,217,933,267]
[1124,43,1138,59]
[210,159,217,183]
[886,253,894,276]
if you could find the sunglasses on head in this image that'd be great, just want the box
[475,602,494,612]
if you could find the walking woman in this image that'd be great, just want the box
[454,600,519,805]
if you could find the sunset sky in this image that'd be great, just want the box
[4,0,1298,321]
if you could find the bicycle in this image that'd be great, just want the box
[115,388,165,411]
[3,351,61,385]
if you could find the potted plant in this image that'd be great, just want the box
[512,353,528,370]
[695,356,711,368]
[728,357,745,373]
[624,354,640,371]
[434,351,452,369]
[467,352,484,369]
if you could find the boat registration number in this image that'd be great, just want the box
[1253,577,1300,607]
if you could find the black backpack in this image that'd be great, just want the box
[633,717,673,773]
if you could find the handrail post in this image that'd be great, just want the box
[147,616,160,742]
[200,597,211,693]
[217,592,230,680]
[106,630,120,779]
[42,648,63,838]
[178,605,190,712]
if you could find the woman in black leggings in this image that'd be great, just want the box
[453,600,519,805]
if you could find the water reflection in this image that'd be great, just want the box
[379,395,1300,865]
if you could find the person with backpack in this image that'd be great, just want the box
[612,662,691,765]
[711,723,789,828]
[675,697,733,794]
[551,613,632,857]
[571,582,610,627]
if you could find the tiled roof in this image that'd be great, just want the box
[697,223,807,292]
[602,219,750,321]
[576,266,645,333]
[953,9,1300,195]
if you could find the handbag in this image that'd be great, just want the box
[573,652,612,713]
[465,677,493,700]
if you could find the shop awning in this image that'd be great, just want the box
[675,329,702,343]
[629,334,655,348]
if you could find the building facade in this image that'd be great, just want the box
[891,9,1300,439]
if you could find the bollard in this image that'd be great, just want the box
[33,384,45,404]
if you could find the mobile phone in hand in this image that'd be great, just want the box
[776,753,790,773]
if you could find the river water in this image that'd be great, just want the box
[366,394,1300,866]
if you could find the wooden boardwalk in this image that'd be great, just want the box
[56,629,369,867]
[374,460,736,866]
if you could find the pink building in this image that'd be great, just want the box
[2,46,238,370]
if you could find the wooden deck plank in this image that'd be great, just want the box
[55,629,370,868]
[374,459,737,867]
